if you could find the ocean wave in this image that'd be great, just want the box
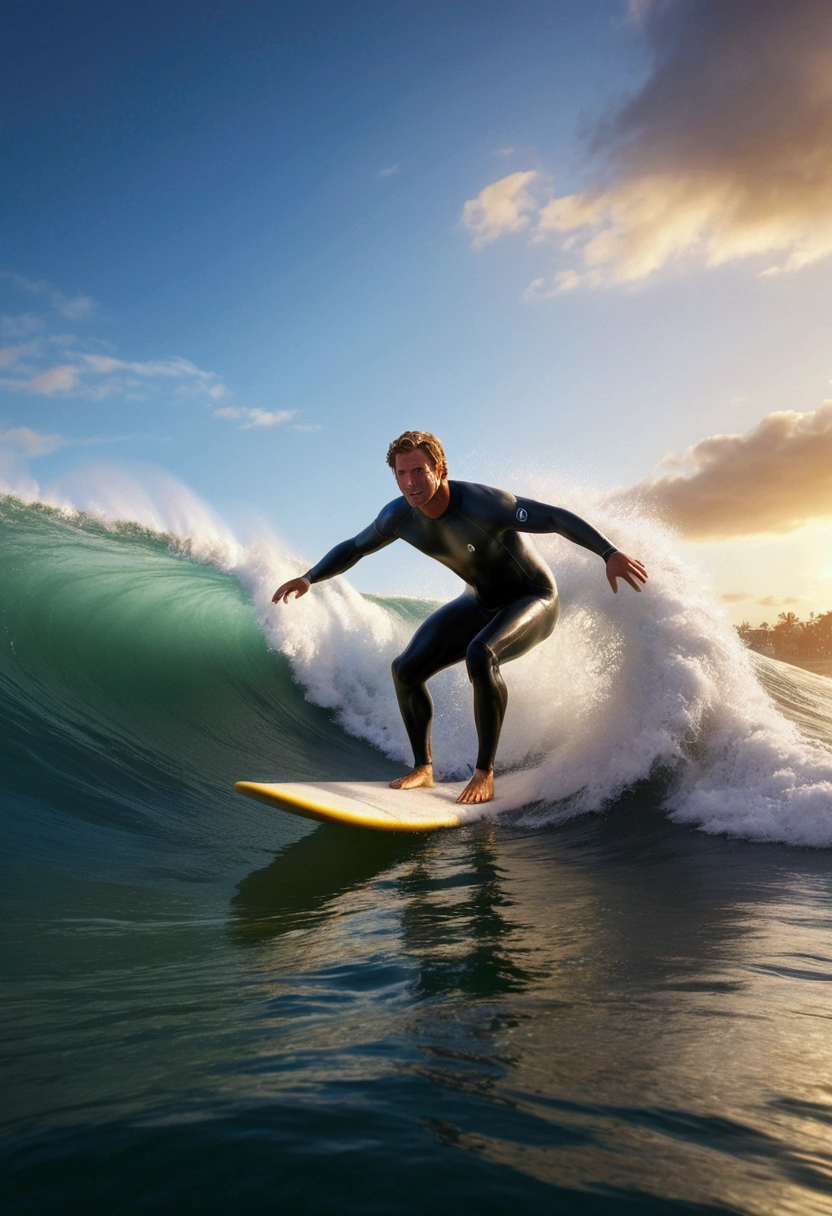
[2,470,831,848]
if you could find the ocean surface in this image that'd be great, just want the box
[3,488,832,1215]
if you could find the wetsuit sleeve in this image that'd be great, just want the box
[302,519,397,584]
[512,497,618,561]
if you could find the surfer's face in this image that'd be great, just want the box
[395,449,443,509]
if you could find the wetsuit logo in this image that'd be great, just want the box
[516,508,528,522]
[467,543,475,552]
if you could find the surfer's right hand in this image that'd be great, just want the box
[272,577,311,605]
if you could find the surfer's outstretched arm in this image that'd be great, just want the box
[510,497,647,593]
[272,517,398,605]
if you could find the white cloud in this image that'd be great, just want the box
[0,345,27,369]
[0,426,63,456]
[0,424,64,497]
[0,270,317,433]
[1,348,231,402]
[377,164,400,178]
[0,272,98,320]
[213,406,297,429]
[2,313,44,340]
[461,171,540,249]
[83,354,216,380]
[53,292,96,320]
[1,273,233,404]
[25,365,80,394]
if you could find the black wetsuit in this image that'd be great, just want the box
[304,481,616,773]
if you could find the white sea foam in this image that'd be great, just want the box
[10,463,832,846]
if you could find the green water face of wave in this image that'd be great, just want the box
[0,498,400,878]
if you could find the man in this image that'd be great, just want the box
[273,431,647,804]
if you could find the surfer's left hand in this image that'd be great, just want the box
[606,552,647,594]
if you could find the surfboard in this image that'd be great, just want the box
[234,779,474,832]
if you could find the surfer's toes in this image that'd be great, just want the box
[456,772,494,803]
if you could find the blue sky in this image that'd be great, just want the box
[4,0,832,617]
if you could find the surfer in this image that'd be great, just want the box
[273,431,647,804]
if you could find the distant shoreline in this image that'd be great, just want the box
[737,612,832,671]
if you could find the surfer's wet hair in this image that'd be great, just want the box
[386,431,448,480]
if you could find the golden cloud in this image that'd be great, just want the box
[618,401,832,540]
[464,0,832,285]
[461,171,539,250]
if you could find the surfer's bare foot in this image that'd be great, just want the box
[457,769,494,804]
[390,764,435,790]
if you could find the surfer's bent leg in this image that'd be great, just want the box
[465,593,559,773]
[392,594,490,766]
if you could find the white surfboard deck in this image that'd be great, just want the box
[234,778,520,832]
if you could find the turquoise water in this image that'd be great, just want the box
[4,498,832,1214]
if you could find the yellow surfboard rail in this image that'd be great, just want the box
[234,780,464,832]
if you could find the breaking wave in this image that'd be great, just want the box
[2,468,831,849]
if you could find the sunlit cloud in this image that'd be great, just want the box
[461,171,539,249]
[522,270,580,300]
[616,400,832,540]
[463,0,832,287]
[719,591,802,611]
[758,595,802,607]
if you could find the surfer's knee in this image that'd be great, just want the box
[392,652,419,689]
[465,638,498,684]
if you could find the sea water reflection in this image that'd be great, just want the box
[230,806,832,1214]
